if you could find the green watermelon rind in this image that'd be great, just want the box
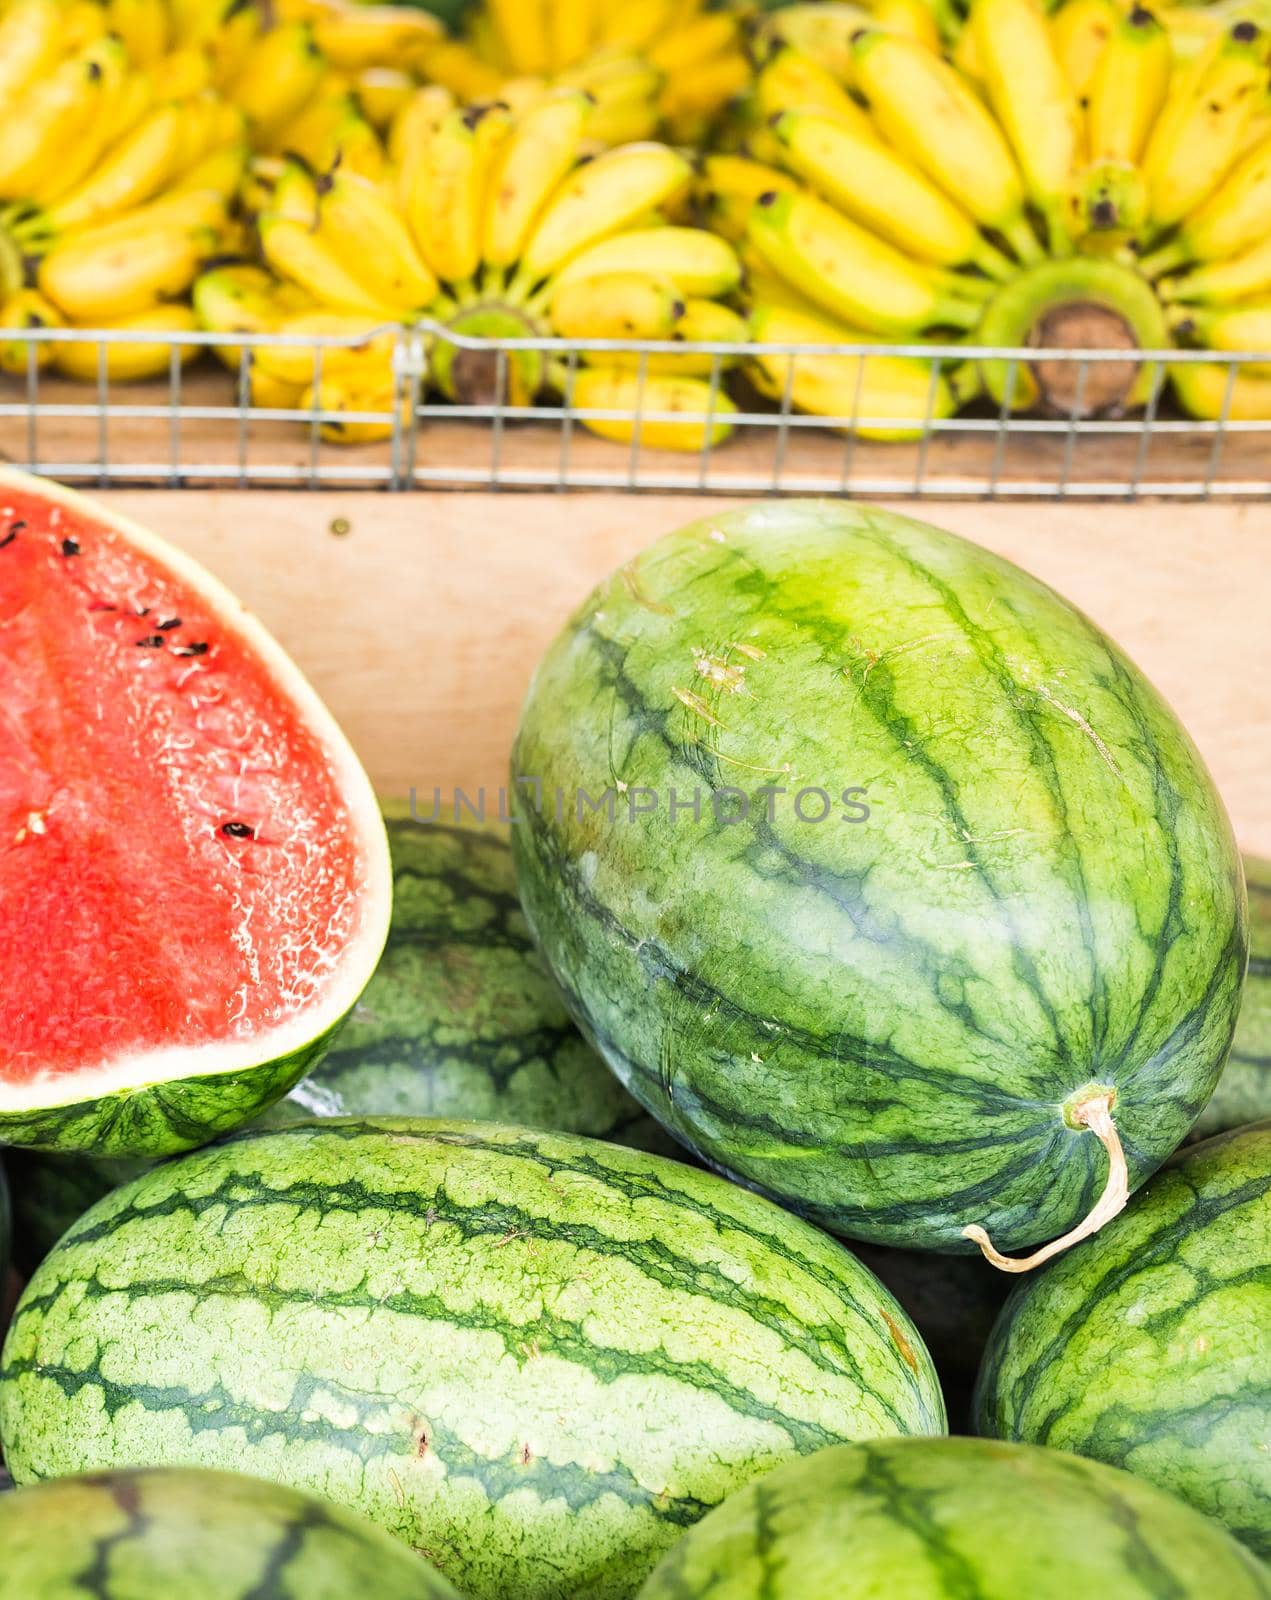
[974,1118,1271,1560]
[0,468,392,1159]
[635,1437,1271,1599]
[0,1465,462,1598]
[0,1117,947,1600]
[1194,855,1271,1137]
[511,500,1246,1253]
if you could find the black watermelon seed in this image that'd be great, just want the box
[60,538,80,557]
[220,821,255,839]
[156,617,182,631]
[171,641,208,657]
[0,531,16,551]
[135,635,166,648]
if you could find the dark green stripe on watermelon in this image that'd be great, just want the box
[635,1437,1271,1599]
[511,502,1246,1254]
[0,1466,460,1597]
[0,1118,945,1600]
[5,818,674,1278]
[974,1119,1271,1559]
[1194,855,1271,1138]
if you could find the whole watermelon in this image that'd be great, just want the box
[6,816,673,1276]
[975,1119,1271,1557]
[1194,855,1271,1137]
[0,1119,945,1600]
[0,1466,460,1597]
[635,1437,1271,1598]
[511,501,1246,1255]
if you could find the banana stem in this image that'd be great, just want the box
[963,1089,1129,1274]
[1003,215,1045,266]
[1138,240,1188,281]
[973,238,1020,283]
[0,225,23,303]
[938,296,989,332]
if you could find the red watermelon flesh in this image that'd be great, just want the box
[0,471,390,1145]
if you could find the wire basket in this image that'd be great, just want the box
[1,320,1268,498]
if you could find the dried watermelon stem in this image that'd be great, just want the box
[963,1089,1129,1274]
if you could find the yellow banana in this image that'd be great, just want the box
[750,3,867,83]
[194,262,291,369]
[170,140,248,202]
[551,227,743,298]
[1173,300,1271,375]
[269,158,321,226]
[486,0,551,76]
[599,0,676,53]
[747,301,953,442]
[547,0,597,73]
[0,37,126,199]
[566,364,737,451]
[97,71,158,155]
[969,0,1081,251]
[390,84,456,172]
[849,28,1041,262]
[1161,233,1271,303]
[518,142,693,286]
[0,288,63,375]
[354,68,415,132]
[317,169,438,313]
[0,0,63,107]
[252,309,396,387]
[602,297,749,377]
[1049,0,1121,100]
[406,105,498,289]
[872,0,943,50]
[1070,6,1172,237]
[52,303,200,383]
[322,113,387,182]
[408,38,504,103]
[153,48,213,100]
[753,48,867,131]
[205,0,264,90]
[107,0,170,67]
[1143,135,1271,274]
[309,3,440,72]
[302,370,409,445]
[550,272,686,342]
[771,109,1013,277]
[659,51,752,145]
[228,22,326,144]
[648,13,739,75]
[258,215,406,319]
[1142,22,1270,232]
[694,154,801,244]
[39,222,216,321]
[746,188,984,336]
[1170,359,1271,419]
[272,73,357,166]
[19,37,128,208]
[40,104,185,235]
[481,90,592,271]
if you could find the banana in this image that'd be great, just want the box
[194,262,293,369]
[1142,21,1270,232]
[849,28,1042,263]
[1161,233,1271,303]
[390,84,456,171]
[551,226,743,298]
[406,105,503,290]
[227,22,326,144]
[1170,358,1271,419]
[0,0,63,107]
[39,220,217,321]
[1049,0,1121,100]
[749,4,869,83]
[315,110,387,182]
[316,168,438,313]
[753,48,867,131]
[1172,300,1271,375]
[97,71,158,155]
[39,103,185,235]
[648,12,738,76]
[301,370,409,445]
[1088,7,1173,165]
[746,187,986,337]
[771,109,1013,277]
[205,0,264,91]
[565,364,737,451]
[487,0,551,76]
[550,272,686,342]
[153,48,213,100]
[872,0,943,50]
[170,139,249,201]
[0,36,126,199]
[969,0,1082,251]
[18,36,129,209]
[251,309,396,387]
[354,68,415,132]
[660,52,751,146]
[599,0,675,53]
[0,288,63,375]
[481,91,592,271]
[107,0,170,67]
[408,38,505,103]
[52,303,200,383]
[518,142,693,287]
[258,216,406,320]
[602,297,750,377]
[547,0,597,73]
[694,153,800,244]
[1142,134,1271,274]
[747,301,954,442]
[272,73,357,166]
[308,3,440,72]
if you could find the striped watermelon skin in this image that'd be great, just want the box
[0,1118,945,1600]
[635,1437,1271,1599]
[0,1467,460,1597]
[974,1120,1271,1558]
[1194,856,1271,1138]
[511,502,1245,1252]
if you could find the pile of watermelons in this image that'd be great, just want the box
[0,468,1265,1600]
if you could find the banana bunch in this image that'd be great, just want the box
[208,101,744,450]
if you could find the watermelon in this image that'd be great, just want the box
[975,1119,1271,1558]
[511,501,1245,1261]
[5,816,675,1273]
[0,1118,946,1600]
[1194,855,1271,1137]
[634,1437,1271,1598]
[0,469,391,1157]
[0,1466,461,1597]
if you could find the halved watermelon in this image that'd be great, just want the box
[0,469,391,1157]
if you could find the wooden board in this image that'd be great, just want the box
[95,489,1271,858]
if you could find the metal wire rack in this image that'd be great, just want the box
[0,320,1267,498]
